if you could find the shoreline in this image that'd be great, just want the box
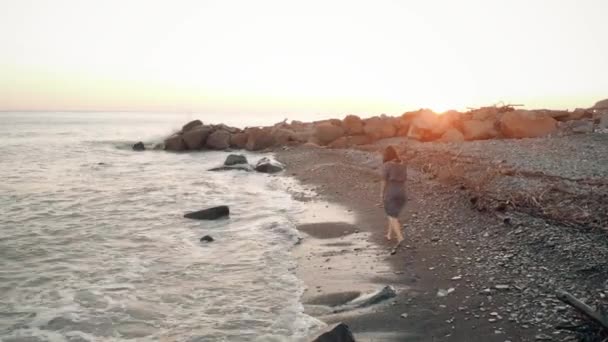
[276,138,608,341]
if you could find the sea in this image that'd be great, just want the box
[0,112,325,342]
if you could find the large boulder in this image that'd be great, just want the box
[471,107,499,121]
[132,142,145,151]
[592,98,608,110]
[439,128,465,142]
[314,123,345,145]
[182,120,203,132]
[254,157,284,173]
[230,132,249,149]
[206,130,231,150]
[364,117,397,141]
[500,110,558,138]
[406,110,441,141]
[272,128,298,145]
[246,127,275,151]
[184,206,229,220]
[342,115,364,135]
[598,112,608,132]
[328,135,371,149]
[213,123,240,134]
[224,154,248,166]
[164,133,186,151]
[311,323,356,342]
[462,120,498,140]
[183,125,213,150]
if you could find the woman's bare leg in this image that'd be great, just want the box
[385,218,392,240]
[390,217,404,244]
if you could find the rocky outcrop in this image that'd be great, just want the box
[132,142,145,151]
[182,120,203,132]
[206,130,231,150]
[342,115,364,135]
[311,323,356,342]
[272,128,297,145]
[462,120,498,140]
[184,206,229,220]
[439,128,465,143]
[328,135,371,149]
[364,117,396,141]
[230,132,249,149]
[183,125,213,150]
[592,98,608,110]
[500,110,558,138]
[224,154,248,166]
[254,157,284,173]
[314,123,345,146]
[246,127,275,151]
[164,133,186,151]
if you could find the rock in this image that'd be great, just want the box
[314,123,345,146]
[271,128,297,145]
[132,142,145,151]
[439,128,465,143]
[342,115,364,135]
[254,157,284,173]
[494,284,510,290]
[561,119,595,134]
[406,110,451,141]
[499,110,558,138]
[339,286,397,310]
[328,135,371,149]
[206,130,231,150]
[311,323,356,342]
[462,120,498,140]
[183,126,213,150]
[213,124,240,134]
[535,334,552,341]
[164,133,186,151]
[200,235,214,243]
[437,288,455,297]
[184,206,229,220]
[364,117,397,141]
[400,313,408,319]
[152,143,164,150]
[597,112,608,132]
[471,107,499,121]
[591,98,608,110]
[246,127,275,151]
[182,120,203,132]
[224,154,248,166]
[230,132,249,149]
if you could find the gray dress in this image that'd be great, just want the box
[382,161,407,218]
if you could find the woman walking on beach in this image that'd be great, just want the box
[380,146,407,254]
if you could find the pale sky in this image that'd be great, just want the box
[1,0,607,117]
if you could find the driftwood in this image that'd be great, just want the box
[556,290,608,331]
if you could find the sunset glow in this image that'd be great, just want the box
[1,0,607,117]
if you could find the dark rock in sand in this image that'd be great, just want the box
[132,142,145,151]
[182,119,203,132]
[200,235,214,242]
[224,154,248,166]
[206,130,231,150]
[184,206,229,220]
[254,157,284,173]
[311,323,356,342]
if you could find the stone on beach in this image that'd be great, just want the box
[184,206,230,220]
[246,127,275,151]
[200,235,214,242]
[182,119,203,132]
[499,110,558,138]
[342,114,364,135]
[230,132,249,149]
[206,130,231,150]
[439,128,465,143]
[254,157,284,173]
[224,154,248,166]
[183,125,213,150]
[462,119,498,140]
[132,142,145,151]
[314,122,345,146]
[311,323,356,342]
[164,133,186,151]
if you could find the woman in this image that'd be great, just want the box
[380,146,407,254]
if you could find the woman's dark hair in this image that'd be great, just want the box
[383,146,400,163]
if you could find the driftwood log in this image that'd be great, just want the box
[556,290,608,331]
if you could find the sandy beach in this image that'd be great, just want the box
[277,134,608,342]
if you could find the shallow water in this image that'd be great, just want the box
[0,112,322,341]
